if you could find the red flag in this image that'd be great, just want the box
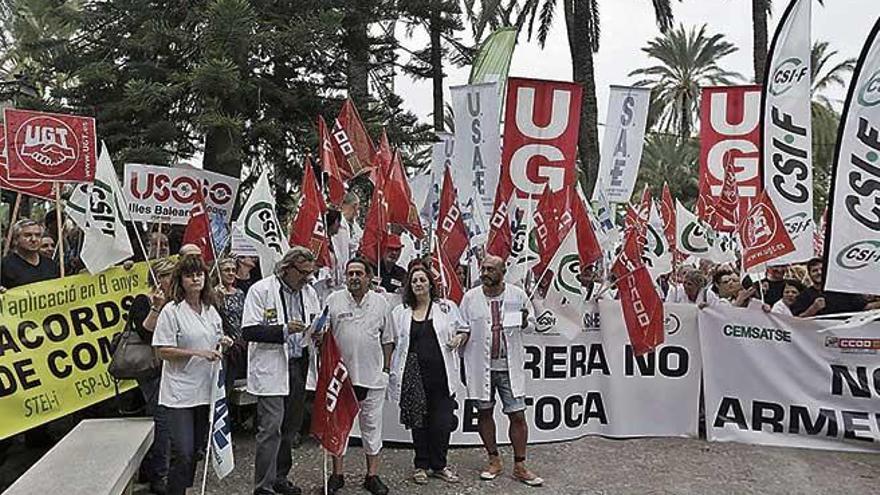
[0,129,55,200]
[182,188,215,264]
[432,243,464,304]
[383,151,424,239]
[318,116,346,207]
[331,99,375,179]
[290,158,331,266]
[737,191,795,273]
[436,166,469,266]
[486,177,515,260]
[611,229,664,356]
[311,331,360,457]
[532,185,568,274]
[375,129,393,173]
[696,188,719,228]
[714,155,739,229]
[660,183,676,249]
[3,108,97,183]
[359,184,388,266]
[569,190,603,268]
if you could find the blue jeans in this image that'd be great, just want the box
[137,376,170,484]
[166,406,209,495]
[476,370,527,414]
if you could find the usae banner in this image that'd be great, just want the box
[0,262,149,440]
[823,18,880,295]
[593,86,650,203]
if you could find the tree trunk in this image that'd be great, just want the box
[567,0,600,195]
[680,94,690,141]
[752,0,769,84]
[344,3,370,107]
[203,127,241,179]
[430,12,444,132]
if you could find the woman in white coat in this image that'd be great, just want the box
[388,262,463,485]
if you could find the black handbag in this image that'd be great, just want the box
[108,320,161,381]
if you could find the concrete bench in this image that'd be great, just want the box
[5,418,154,495]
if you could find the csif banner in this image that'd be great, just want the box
[760,0,814,263]
[450,82,502,221]
[699,85,762,223]
[823,18,880,295]
[593,86,651,204]
[700,306,880,453]
[0,263,149,440]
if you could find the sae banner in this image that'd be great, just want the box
[375,302,702,445]
[823,19,880,295]
[761,0,814,263]
[0,263,149,440]
[700,307,880,453]
[593,86,650,203]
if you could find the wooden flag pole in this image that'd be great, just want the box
[54,184,65,277]
[4,193,22,255]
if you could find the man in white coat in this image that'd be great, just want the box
[453,255,543,487]
[241,247,322,495]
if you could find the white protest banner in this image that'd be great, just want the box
[208,363,234,480]
[700,306,880,453]
[122,163,240,225]
[427,133,454,224]
[593,86,650,203]
[451,82,502,220]
[372,302,701,444]
[823,19,880,294]
[761,0,814,263]
[233,170,288,278]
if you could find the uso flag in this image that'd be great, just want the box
[311,311,359,456]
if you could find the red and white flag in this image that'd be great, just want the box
[311,330,360,457]
[290,157,331,266]
[331,99,375,179]
[611,230,665,356]
[432,243,464,303]
[359,182,388,266]
[436,166,469,266]
[737,191,796,273]
[318,116,346,207]
[3,108,97,183]
[182,187,215,264]
[0,128,55,199]
[383,151,424,238]
[486,177,515,260]
[714,155,740,229]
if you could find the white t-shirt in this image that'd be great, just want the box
[771,299,793,316]
[326,289,394,389]
[152,301,223,408]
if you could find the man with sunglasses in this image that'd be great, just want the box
[241,247,321,495]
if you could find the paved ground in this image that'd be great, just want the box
[125,433,879,495]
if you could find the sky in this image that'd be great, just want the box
[395,0,878,141]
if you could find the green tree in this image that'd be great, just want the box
[629,24,742,140]
[515,0,676,195]
[634,134,700,207]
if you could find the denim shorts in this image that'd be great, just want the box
[477,370,526,414]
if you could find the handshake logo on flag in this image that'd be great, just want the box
[18,117,77,168]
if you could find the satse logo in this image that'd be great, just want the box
[14,116,78,172]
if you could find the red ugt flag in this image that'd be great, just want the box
[182,187,216,264]
[737,191,795,273]
[311,331,360,457]
[4,108,97,183]
[0,128,55,199]
[611,230,665,356]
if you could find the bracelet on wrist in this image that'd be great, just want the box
[150,306,161,313]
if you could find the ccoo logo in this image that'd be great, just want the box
[770,57,808,97]
[858,69,880,107]
[836,240,880,270]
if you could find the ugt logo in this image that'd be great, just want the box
[745,205,776,249]
[770,57,808,97]
[16,116,77,172]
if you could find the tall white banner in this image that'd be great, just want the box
[450,82,502,221]
[700,307,880,453]
[823,19,880,294]
[374,302,702,444]
[761,0,814,263]
[233,170,288,278]
[427,133,454,223]
[593,86,651,203]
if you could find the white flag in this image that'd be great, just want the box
[209,362,234,479]
[72,143,134,274]
[823,18,880,294]
[533,228,584,341]
[234,170,289,278]
[761,0,814,263]
[644,201,673,278]
[593,86,651,203]
[676,200,736,264]
[593,180,619,249]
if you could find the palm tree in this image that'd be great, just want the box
[504,0,675,195]
[635,134,700,206]
[629,24,742,140]
[750,0,771,84]
[810,40,856,214]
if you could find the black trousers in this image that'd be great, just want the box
[166,405,209,495]
[411,387,455,471]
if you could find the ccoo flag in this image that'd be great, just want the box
[823,18,880,294]
[311,330,360,457]
[761,0,814,263]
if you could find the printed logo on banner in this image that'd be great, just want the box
[722,323,792,343]
[744,203,778,249]
[824,336,880,354]
[681,222,709,253]
[769,57,809,96]
[664,313,681,336]
[4,108,97,182]
[835,240,880,270]
[535,310,556,333]
[783,212,811,238]
[123,164,240,224]
[242,201,286,256]
[858,69,880,106]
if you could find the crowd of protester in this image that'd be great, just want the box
[3,194,879,495]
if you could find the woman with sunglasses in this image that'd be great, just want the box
[388,261,464,485]
[152,255,231,495]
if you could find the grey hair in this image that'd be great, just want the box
[342,191,359,206]
[10,219,42,250]
[275,246,316,277]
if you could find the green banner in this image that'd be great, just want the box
[469,27,518,94]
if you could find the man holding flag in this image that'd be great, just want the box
[241,247,322,495]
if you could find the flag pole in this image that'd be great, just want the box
[200,359,220,495]
[323,448,328,495]
[4,192,22,254]
[54,183,65,277]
